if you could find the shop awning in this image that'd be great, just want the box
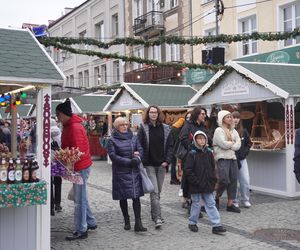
[70,95,112,114]
[103,83,197,112]
[189,60,300,106]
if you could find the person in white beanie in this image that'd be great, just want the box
[213,110,241,213]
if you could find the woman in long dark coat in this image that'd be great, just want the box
[107,117,147,232]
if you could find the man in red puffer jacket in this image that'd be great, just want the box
[56,98,97,241]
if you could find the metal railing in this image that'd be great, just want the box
[133,11,164,35]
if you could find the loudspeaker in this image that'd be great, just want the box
[212,47,225,65]
[202,50,212,64]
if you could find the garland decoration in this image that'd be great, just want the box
[40,29,300,49]
[41,41,226,71]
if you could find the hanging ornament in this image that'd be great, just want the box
[20,92,27,98]
[0,95,4,103]
[15,97,21,105]
[0,102,6,106]
[4,93,10,100]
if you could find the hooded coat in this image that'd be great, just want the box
[213,110,241,161]
[184,131,217,194]
[107,129,144,200]
[61,114,92,171]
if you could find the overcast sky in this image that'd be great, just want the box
[0,0,85,28]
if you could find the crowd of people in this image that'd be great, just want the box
[49,100,257,240]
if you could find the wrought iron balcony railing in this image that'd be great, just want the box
[133,11,164,36]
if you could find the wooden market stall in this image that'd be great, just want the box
[103,82,198,133]
[0,28,65,250]
[189,60,300,198]
[70,95,111,158]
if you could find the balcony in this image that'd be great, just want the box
[134,11,164,37]
[124,66,182,83]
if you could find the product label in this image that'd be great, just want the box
[0,170,7,182]
[8,170,15,181]
[23,170,30,181]
[31,170,39,181]
[15,170,22,181]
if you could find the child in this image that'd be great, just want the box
[185,130,226,235]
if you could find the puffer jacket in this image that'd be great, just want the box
[294,129,300,183]
[213,110,241,161]
[61,114,92,171]
[184,131,217,194]
[235,129,252,168]
[107,129,144,200]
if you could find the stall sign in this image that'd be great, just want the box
[120,95,133,106]
[266,51,290,63]
[221,80,249,97]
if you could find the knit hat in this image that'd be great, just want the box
[56,98,73,117]
[217,110,231,127]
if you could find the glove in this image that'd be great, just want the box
[51,141,60,151]
[130,158,140,168]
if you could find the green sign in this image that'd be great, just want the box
[186,69,215,85]
[236,45,300,64]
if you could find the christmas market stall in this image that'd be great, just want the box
[103,83,198,133]
[0,28,65,250]
[70,95,111,158]
[189,60,300,198]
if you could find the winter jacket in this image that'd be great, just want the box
[213,110,241,161]
[294,129,300,183]
[179,120,211,152]
[107,129,144,200]
[137,122,173,166]
[184,131,217,194]
[61,114,92,171]
[235,129,252,169]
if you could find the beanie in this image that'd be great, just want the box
[56,98,73,117]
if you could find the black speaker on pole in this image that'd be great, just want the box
[212,47,225,65]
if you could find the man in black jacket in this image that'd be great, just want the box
[294,129,300,184]
[137,105,173,229]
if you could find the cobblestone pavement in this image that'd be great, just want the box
[51,160,300,250]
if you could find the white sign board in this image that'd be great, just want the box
[221,80,249,97]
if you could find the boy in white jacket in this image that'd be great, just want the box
[213,110,241,213]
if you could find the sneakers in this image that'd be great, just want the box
[178,189,183,197]
[212,226,226,235]
[155,219,163,229]
[226,204,241,213]
[65,231,88,241]
[188,224,199,232]
[87,224,98,231]
[243,201,251,208]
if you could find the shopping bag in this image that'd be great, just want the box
[138,161,154,193]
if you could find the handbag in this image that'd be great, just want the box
[175,141,188,160]
[138,160,154,193]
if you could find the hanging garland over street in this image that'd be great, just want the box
[39,28,300,70]
[42,41,225,71]
[40,29,300,49]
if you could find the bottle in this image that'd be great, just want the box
[30,158,39,182]
[0,158,7,185]
[22,159,30,183]
[15,158,23,184]
[7,158,15,184]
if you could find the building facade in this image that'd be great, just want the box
[123,0,193,84]
[48,0,125,89]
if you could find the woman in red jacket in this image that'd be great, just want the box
[56,99,97,241]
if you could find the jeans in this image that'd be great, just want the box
[189,193,221,227]
[146,165,166,220]
[236,159,250,202]
[74,167,97,234]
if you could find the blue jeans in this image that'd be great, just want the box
[74,167,97,234]
[146,165,166,220]
[189,193,221,227]
[236,159,250,203]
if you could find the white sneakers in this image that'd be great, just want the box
[243,201,251,208]
[178,189,183,197]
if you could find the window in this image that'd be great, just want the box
[78,72,83,87]
[134,47,144,69]
[170,0,178,8]
[113,60,120,82]
[65,76,69,87]
[205,28,216,36]
[239,16,257,56]
[95,21,105,42]
[151,45,161,62]
[94,66,100,86]
[84,70,89,88]
[134,0,143,19]
[70,75,74,87]
[112,14,119,38]
[101,64,107,84]
[79,30,87,49]
[170,44,180,61]
[282,3,300,46]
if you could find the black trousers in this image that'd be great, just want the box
[51,176,62,210]
[119,198,141,220]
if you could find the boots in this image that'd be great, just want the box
[134,218,147,232]
[124,216,131,230]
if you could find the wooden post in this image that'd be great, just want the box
[11,102,17,158]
